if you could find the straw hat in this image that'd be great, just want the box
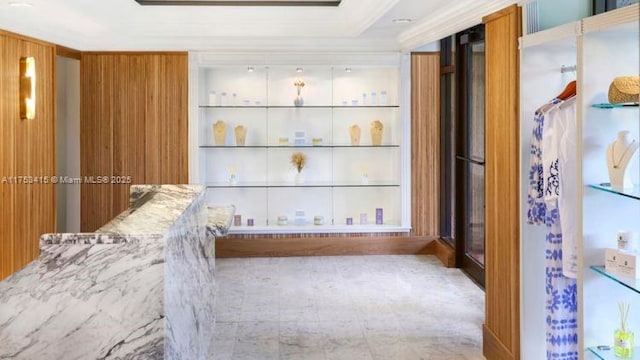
[608,76,639,104]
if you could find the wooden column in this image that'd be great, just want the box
[80,52,188,231]
[0,31,56,280]
[482,5,522,360]
[410,52,453,267]
[410,52,441,238]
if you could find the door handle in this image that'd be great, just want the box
[456,155,485,166]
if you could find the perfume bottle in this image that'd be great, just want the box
[615,329,634,358]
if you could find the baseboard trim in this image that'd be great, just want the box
[215,235,438,258]
[433,239,455,268]
[483,324,516,360]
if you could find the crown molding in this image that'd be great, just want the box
[341,0,400,36]
[397,0,518,51]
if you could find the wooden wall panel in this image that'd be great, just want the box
[81,53,188,231]
[145,54,188,184]
[112,55,146,217]
[0,31,56,280]
[81,55,114,232]
[482,5,522,360]
[15,39,56,272]
[0,34,18,280]
[410,52,441,238]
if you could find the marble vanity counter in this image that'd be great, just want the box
[0,185,215,360]
[207,205,235,237]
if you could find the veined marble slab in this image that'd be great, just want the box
[207,205,235,237]
[0,184,215,360]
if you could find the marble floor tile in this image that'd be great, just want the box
[279,321,326,360]
[233,338,280,360]
[212,340,236,360]
[213,255,484,360]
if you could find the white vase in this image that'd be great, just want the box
[294,87,304,107]
[295,171,304,185]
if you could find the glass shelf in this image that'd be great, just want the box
[587,346,640,359]
[198,105,400,109]
[590,265,640,294]
[592,103,639,109]
[588,183,640,200]
[199,144,400,149]
[206,181,400,188]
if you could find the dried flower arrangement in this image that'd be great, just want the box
[290,152,307,173]
[294,79,305,88]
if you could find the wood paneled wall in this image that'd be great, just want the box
[80,53,188,231]
[482,5,522,360]
[411,52,441,238]
[0,30,56,281]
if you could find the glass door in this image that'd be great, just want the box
[455,25,485,286]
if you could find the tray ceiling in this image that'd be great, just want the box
[134,0,341,6]
[0,0,518,51]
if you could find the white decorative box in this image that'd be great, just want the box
[294,210,306,226]
[616,252,640,279]
[605,248,619,274]
[294,130,305,145]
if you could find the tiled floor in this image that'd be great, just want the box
[213,255,484,360]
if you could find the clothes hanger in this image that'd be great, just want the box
[556,80,576,100]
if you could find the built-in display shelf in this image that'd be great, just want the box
[228,224,410,234]
[199,145,400,149]
[592,103,639,109]
[587,346,640,359]
[588,183,640,200]
[590,265,640,294]
[193,58,406,235]
[199,105,400,109]
[206,181,400,188]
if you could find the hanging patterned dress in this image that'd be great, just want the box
[527,99,579,360]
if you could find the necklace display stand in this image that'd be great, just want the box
[606,130,639,188]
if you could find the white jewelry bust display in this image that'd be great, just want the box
[606,130,639,188]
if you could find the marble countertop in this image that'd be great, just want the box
[207,205,235,237]
[97,184,205,234]
[0,184,215,359]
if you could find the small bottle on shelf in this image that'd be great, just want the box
[208,91,217,106]
[370,92,377,105]
[380,90,388,105]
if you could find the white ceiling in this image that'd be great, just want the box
[0,0,518,51]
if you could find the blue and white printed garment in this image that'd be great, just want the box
[527,98,578,360]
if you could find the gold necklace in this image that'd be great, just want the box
[612,140,637,169]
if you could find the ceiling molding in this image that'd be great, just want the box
[397,0,519,51]
[341,0,400,36]
[134,0,341,5]
[76,36,401,52]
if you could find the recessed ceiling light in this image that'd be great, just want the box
[392,18,412,24]
[296,67,303,73]
[247,66,255,72]
[344,68,352,73]
[8,1,33,7]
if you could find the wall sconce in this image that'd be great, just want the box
[20,56,36,120]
